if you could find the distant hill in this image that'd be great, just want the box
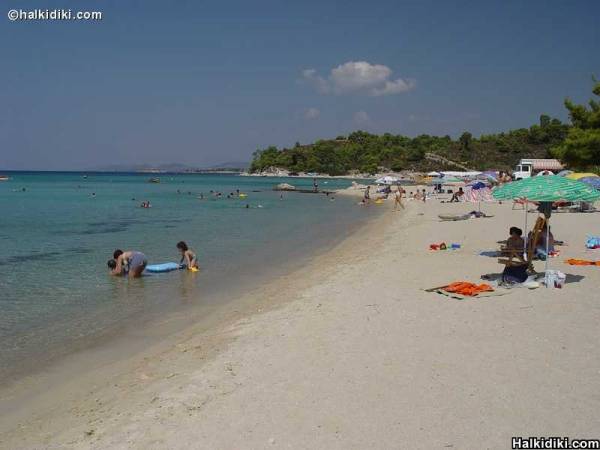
[207,161,249,170]
[91,163,191,172]
[249,117,569,175]
[91,161,249,172]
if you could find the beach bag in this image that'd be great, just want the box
[585,236,600,249]
[545,270,566,289]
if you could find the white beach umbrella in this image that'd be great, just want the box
[375,176,400,185]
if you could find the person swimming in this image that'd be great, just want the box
[176,241,199,269]
[107,249,147,278]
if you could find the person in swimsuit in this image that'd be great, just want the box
[450,187,464,203]
[176,241,199,269]
[393,186,404,210]
[107,249,147,278]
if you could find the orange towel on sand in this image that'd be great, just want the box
[443,281,494,296]
[565,259,600,266]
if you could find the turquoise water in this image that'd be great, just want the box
[0,172,368,382]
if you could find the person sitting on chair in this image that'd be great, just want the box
[501,227,528,284]
[502,227,524,256]
[532,223,554,260]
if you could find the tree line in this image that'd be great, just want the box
[249,81,599,175]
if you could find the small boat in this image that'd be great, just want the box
[148,177,161,183]
[0,175,9,181]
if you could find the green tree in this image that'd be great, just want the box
[459,132,472,150]
[551,80,600,170]
[540,114,551,128]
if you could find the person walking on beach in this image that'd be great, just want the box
[107,249,147,278]
[394,186,404,210]
[363,185,371,205]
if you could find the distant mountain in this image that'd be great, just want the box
[90,161,249,172]
[90,163,190,172]
[207,161,249,169]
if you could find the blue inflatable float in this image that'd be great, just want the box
[145,262,183,273]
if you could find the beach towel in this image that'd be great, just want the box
[565,258,600,266]
[432,288,512,300]
[438,214,470,221]
[443,281,494,296]
[479,250,502,257]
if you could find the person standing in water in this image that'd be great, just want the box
[107,249,147,278]
[177,241,199,270]
[313,178,318,192]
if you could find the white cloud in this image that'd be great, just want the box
[353,110,370,124]
[301,69,330,94]
[371,78,416,96]
[304,107,320,120]
[330,62,390,93]
[302,61,415,97]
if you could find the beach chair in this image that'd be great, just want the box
[512,198,527,210]
[497,216,546,272]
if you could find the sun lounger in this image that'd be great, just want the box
[497,216,545,272]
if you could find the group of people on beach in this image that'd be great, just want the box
[500,222,556,283]
[107,241,199,278]
[361,185,430,208]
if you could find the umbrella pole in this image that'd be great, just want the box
[544,223,550,287]
[523,199,528,254]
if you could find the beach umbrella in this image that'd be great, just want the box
[478,170,498,181]
[492,175,600,202]
[469,180,488,189]
[465,184,493,212]
[557,170,574,177]
[375,175,400,185]
[565,172,599,180]
[439,176,465,186]
[493,176,600,285]
[579,176,600,190]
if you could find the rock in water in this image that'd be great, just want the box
[274,183,296,191]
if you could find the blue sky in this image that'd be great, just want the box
[1,0,599,170]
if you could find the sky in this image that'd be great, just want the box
[1,0,599,170]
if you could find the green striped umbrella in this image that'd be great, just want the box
[492,175,600,202]
[493,175,599,287]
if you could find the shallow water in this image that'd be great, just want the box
[0,172,370,382]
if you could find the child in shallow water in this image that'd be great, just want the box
[177,241,199,270]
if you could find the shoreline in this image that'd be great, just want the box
[0,192,386,435]
[2,193,600,448]
[0,175,368,386]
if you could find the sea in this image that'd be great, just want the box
[0,172,371,384]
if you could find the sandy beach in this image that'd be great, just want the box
[1,190,600,449]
